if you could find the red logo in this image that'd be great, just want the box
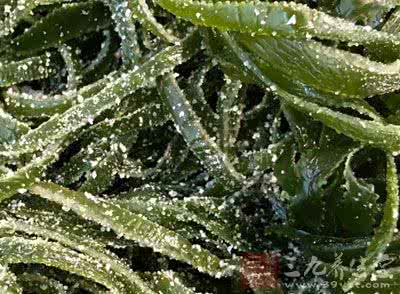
[240,252,281,289]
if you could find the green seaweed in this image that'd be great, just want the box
[1,1,400,293]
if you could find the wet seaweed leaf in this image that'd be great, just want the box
[12,2,111,54]
[31,182,237,277]
[0,108,29,145]
[0,236,146,293]
[0,54,55,87]
[12,44,185,157]
[343,153,399,291]
[217,77,243,154]
[156,0,400,49]
[130,0,178,43]
[16,273,67,294]
[0,213,153,292]
[237,33,400,99]
[158,73,245,191]
[278,88,400,152]
[0,265,22,294]
[336,149,380,236]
